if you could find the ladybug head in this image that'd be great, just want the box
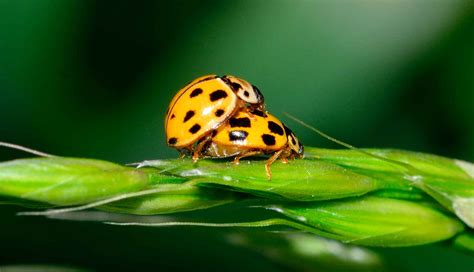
[284,125,304,158]
[222,75,265,107]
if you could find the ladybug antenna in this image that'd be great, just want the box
[283,112,419,174]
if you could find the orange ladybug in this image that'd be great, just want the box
[202,109,304,179]
[165,75,264,160]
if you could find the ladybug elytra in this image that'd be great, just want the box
[165,75,264,160]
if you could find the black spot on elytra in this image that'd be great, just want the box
[210,90,228,101]
[243,91,250,97]
[168,137,177,145]
[231,82,242,90]
[215,109,225,117]
[251,109,266,117]
[268,121,284,135]
[229,117,251,128]
[170,114,176,119]
[190,88,203,98]
[189,124,201,134]
[229,130,249,141]
[183,110,195,122]
[262,134,276,146]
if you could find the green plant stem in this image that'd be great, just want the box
[0,146,472,249]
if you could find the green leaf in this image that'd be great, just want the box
[305,148,472,179]
[268,196,464,247]
[99,183,237,215]
[151,159,379,201]
[305,148,474,227]
[453,231,474,253]
[0,157,156,205]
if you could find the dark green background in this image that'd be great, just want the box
[1,1,473,271]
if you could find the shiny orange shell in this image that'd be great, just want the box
[211,110,288,151]
[165,75,238,148]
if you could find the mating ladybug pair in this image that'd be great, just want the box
[165,75,304,179]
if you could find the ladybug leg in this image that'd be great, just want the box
[232,150,262,165]
[280,146,293,164]
[192,135,213,163]
[265,149,284,180]
[246,108,258,120]
[178,147,192,159]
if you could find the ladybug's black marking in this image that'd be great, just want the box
[215,109,225,117]
[284,126,298,145]
[210,90,228,101]
[231,82,242,90]
[189,124,201,134]
[211,130,217,137]
[229,130,249,141]
[229,117,251,128]
[251,109,266,117]
[170,114,176,119]
[262,134,276,146]
[190,88,203,98]
[291,135,297,145]
[183,110,195,122]
[268,121,284,135]
[168,138,177,145]
[252,85,264,102]
[243,91,250,97]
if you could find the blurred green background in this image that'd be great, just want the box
[1,0,473,271]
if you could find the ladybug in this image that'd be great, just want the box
[165,75,264,160]
[202,109,304,179]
